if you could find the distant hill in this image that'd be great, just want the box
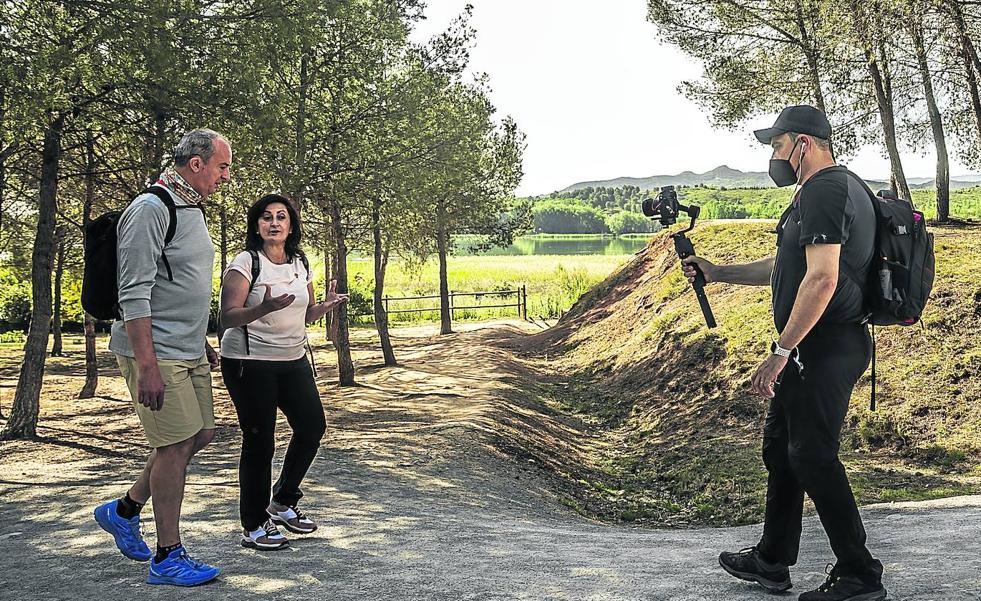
[558,165,981,193]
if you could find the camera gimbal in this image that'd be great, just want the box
[642,186,717,329]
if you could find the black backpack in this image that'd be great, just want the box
[81,186,199,320]
[842,171,936,409]
[842,171,936,326]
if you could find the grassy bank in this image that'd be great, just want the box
[512,221,981,527]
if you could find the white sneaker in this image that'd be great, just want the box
[267,503,318,534]
[241,519,289,550]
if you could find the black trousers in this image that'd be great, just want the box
[757,323,883,583]
[221,356,326,531]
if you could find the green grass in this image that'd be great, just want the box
[0,243,637,333]
[514,221,981,527]
[679,186,981,221]
[305,253,634,323]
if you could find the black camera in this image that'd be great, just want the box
[641,186,716,329]
[642,185,689,226]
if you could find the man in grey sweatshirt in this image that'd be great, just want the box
[93,129,231,587]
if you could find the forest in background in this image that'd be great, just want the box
[0,0,525,439]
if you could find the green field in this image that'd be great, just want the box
[310,253,636,323]
[0,238,642,334]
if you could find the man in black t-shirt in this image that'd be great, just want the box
[683,106,886,601]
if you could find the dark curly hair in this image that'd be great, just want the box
[245,194,304,262]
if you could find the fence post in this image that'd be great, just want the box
[521,285,528,320]
[384,295,389,316]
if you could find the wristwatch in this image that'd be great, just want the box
[770,341,794,358]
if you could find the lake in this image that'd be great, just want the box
[453,235,651,256]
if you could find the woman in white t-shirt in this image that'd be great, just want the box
[219,194,347,551]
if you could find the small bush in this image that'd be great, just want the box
[0,281,32,330]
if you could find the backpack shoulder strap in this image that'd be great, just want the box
[297,250,310,277]
[841,170,881,411]
[241,249,262,357]
[247,250,261,293]
[845,168,878,204]
[141,185,178,281]
[143,185,178,245]
[295,250,316,375]
[836,170,880,289]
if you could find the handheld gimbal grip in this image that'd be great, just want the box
[672,233,717,329]
[693,284,718,329]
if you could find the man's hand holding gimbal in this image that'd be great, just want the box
[681,255,776,287]
[682,256,718,285]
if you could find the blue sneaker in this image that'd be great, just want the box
[146,547,220,587]
[94,499,152,562]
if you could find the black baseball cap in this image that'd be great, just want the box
[753,105,832,144]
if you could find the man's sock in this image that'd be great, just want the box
[154,542,183,563]
[115,493,145,520]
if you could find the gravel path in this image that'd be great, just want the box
[1,323,977,600]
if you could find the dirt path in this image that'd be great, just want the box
[1,322,978,600]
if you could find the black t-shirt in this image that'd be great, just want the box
[771,166,875,332]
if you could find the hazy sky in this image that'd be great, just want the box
[410,0,978,196]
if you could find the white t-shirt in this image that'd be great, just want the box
[220,250,312,361]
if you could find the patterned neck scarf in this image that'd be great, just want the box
[157,167,204,205]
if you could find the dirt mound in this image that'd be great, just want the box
[510,221,981,526]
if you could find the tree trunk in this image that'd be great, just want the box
[79,129,98,398]
[875,42,912,201]
[962,46,981,149]
[293,47,309,207]
[149,107,166,184]
[51,228,65,356]
[949,0,981,152]
[371,198,397,366]
[436,205,453,335]
[951,0,981,75]
[0,143,5,246]
[912,25,950,221]
[78,313,98,399]
[851,4,912,201]
[329,199,356,385]
[0,84,6,243]
[793,0,833,156]
[219,199,228,274]
[323,230,334,342]
[2,114,64,440]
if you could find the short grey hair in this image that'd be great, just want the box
[173,128,228,167]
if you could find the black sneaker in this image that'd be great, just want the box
[719,546,793,592]
[799,565,887,601]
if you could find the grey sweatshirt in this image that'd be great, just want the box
[109,187,215,360]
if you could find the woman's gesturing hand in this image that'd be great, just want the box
[306,279,349,324]
[319,279,349,311]
[260,283,295,314]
